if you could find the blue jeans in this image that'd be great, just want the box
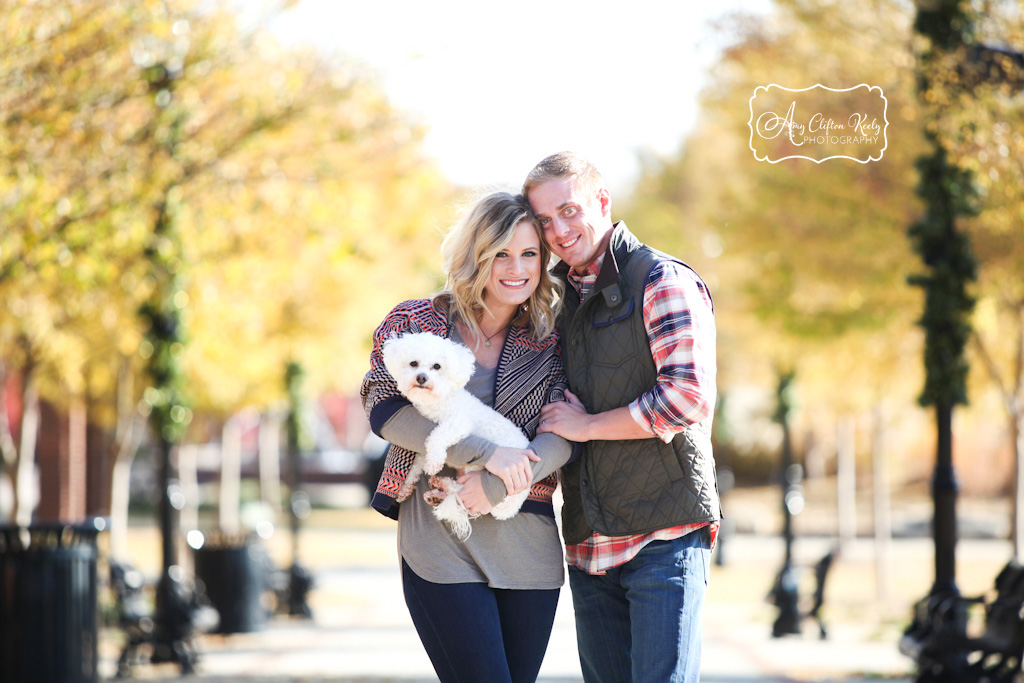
[401,559,560,683]
[567,527,712,683]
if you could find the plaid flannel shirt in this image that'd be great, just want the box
[565,254,718,574]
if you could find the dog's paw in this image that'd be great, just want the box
[423,452,445,475]
[424,479,448,506]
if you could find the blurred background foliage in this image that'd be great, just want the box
[1,0,451,425]
[1,0,1023,509]
[624,0,1024,490]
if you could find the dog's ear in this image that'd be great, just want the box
[446,341,477,389]
[380,334,406,376]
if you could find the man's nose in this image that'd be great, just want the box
[550,217,571,238]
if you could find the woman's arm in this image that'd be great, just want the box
[460,431,573,513]
[378,405,496,465]
[382,406,541,495]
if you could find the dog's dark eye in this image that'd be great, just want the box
[410,361,419,368]
[432,363,441,370]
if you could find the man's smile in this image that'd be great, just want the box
[559,235,581,250]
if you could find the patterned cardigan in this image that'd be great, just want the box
[360,298,568,520]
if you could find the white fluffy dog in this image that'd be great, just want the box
[382,332,530,539]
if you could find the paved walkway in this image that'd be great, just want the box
[102,492,1021,682]
[107,521,1012,681]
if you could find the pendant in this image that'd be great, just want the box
[484,340,491,347]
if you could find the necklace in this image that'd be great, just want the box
[482,323,511,347]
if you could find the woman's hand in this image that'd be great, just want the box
[456,471,493,515]
[484,446,540,495]
[537,389,593,442]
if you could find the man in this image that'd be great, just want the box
[527,151,721,683]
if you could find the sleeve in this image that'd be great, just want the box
[359,302,497,466]
[359,304,415,433]
[379,405,496,466]
[626,261,717,443]
[481,431,574,505]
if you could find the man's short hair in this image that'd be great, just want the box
[523,151,605,200]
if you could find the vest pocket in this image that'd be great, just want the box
[588,297,639,368]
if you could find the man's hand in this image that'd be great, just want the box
[537,389,593,441]
[484,446,540,495]
[538,389,656,442]
[456,471,493,515]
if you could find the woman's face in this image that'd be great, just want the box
[482,220,543,317]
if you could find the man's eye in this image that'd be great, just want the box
[432,363,441,370]
[539,218,550,227]
[410,361,418,368]
[563,207,576,216]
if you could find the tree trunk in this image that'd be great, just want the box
[871,404,892,601]
[14,367,40,526]
[177,443,200,538]
[0,362,20,520]
[1012,405,1024,561]
[220,416,241,535]
[109,456,133,559]
[258,412,283,516]
[836,416,857,550]
[108,355,145,560]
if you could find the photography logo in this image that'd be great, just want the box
[748,84,888,163]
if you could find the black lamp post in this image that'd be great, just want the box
[139,47,199,673]
[770,372,803,637]
[907,0,982,605]
[285,361,313,618]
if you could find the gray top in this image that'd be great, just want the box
[381,331,570,589]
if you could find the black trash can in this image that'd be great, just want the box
[0,520,104,683]
[192,533,269,634]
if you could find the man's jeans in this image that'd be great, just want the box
[567,526,712,683]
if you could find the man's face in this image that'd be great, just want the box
[528,176,612,270]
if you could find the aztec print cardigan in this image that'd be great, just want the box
[360,298,568,520]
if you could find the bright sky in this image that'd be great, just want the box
[262,0,769,195]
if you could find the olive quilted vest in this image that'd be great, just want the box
[555,223,721,544]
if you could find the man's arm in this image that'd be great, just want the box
[538,391,653,442]
[537,260,716,443]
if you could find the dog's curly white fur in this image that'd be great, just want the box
[382,332,530,539]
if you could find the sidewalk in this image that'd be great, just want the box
[103,510,1018,682]
[103,493,1020,682]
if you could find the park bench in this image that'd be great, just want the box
[900,560,1024,683]
[769,547,836,639]
[110,559,218,677]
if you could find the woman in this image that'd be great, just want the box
[360,191,572,683]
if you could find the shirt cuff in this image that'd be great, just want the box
[627,399,676,444]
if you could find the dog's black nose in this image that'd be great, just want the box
[416,373,428,385]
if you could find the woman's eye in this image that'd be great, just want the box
[523,250,538,258]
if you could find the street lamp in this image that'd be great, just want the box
[135,23,200,673]
[285,361,314,618]
[769,372,803,637]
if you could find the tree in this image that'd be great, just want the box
[0,0,451,524]
[625,0,929,481]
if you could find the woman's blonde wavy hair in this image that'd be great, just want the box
[434,190,563,345]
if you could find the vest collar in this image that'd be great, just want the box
[552,221,641,308]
